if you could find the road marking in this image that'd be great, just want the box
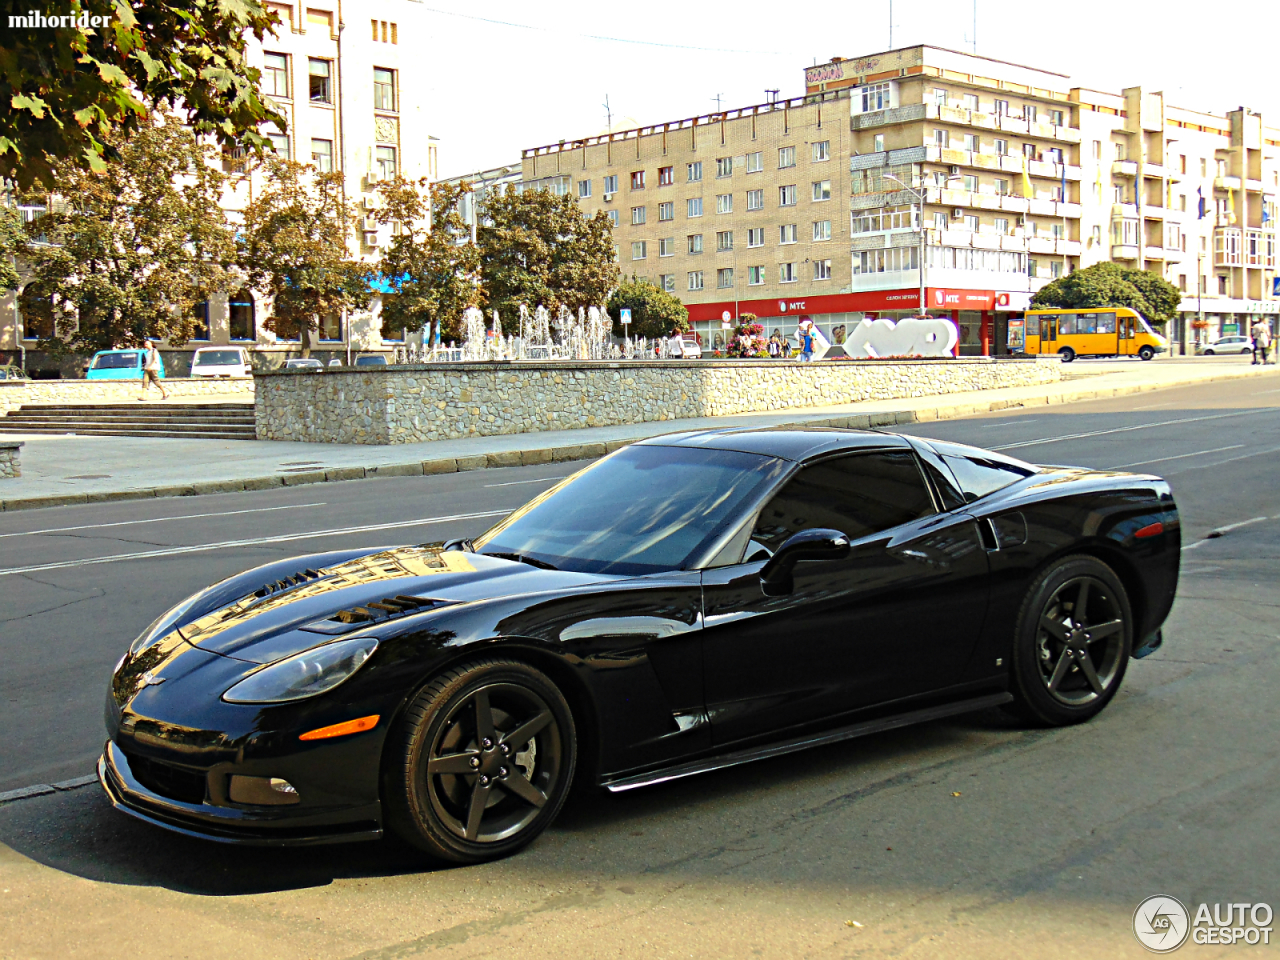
[1172,444,1280,474]
[484,475,571,488]
[977,419,1040,428]
[992,410,1261,451]
[0,509,511,577]
[1183,516,1269,551]
[1106,444,1245,469]
[0,502,328,540]
[1132,401,1176,410]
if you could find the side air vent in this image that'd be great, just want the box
[253,568,322,599]
[301,595,445,635]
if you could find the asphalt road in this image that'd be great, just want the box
[1,374,1279,958]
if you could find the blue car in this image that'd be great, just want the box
[86,349,165,381]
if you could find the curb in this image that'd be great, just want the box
[2,365,1275,512]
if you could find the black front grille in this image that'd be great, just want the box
[124,751,208,804]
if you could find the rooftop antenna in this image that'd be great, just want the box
[765,88,780,105]
[889,0,893,48]
[603,94,612,133]
[964,0,977,52]
[712,92,723,112]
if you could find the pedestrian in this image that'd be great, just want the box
[767,334,782,359]
[799,321,815,362]
[1252,319,1273,365]
[139,338,168,401]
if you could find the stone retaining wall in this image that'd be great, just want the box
[0,441,21,478]
[0,378,253,416]
[255,358,1061,445]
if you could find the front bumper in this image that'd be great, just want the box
[98,741,382,847]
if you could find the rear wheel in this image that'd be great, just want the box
[1006,556,1132,726]
[1203,349,1215,356]
[1058,347,1076,363]
[385,658,576,863]
[1138,345,1155,361]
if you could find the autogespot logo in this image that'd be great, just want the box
[1133,895,1190,953]
[1134,896,1275,951]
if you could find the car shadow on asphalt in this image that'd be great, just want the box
[0,709,1033,897]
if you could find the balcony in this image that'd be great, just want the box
[1000,235,1027,251]
[1144,162,1181,182]
[1112,160,1138,178]
[1057,239,1082,256]
[851,102,927,131]
[1145,245,1184,261]
[1215,175,1242,191]
[911,103,1081,143]
[1027,237,1057,255]
[1112,202,1138,218]
[971,232,1002,250]
[1112,243,1139,259]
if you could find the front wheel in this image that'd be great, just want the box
[1203,349,1215,356]
[1006,556,1133,726]
[385,658,577,863]
[1138,345,1155,361]
[1058,347,1076,363]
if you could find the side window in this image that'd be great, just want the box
[928,440,1038,502]
[749,450,935,554]
[914,448,966,511]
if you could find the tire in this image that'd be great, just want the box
[384,657,577,863]
[1005,556,1133,726]
[1203,349,1215,356]
[1242,348,1252,355]
[1059,347,1075,363]
[1138,345,1155,361]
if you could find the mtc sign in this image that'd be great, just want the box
[843,316,959,359]
[930,288,996,310]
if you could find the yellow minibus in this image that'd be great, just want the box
[1024,307,1167,362]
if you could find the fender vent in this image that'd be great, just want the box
[301,595,446,635]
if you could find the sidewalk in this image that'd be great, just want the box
[1,356,1274,511]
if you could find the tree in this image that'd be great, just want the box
[1031,262,1182,326]
[18,112,235,354]
[1,0,287,190]
[479,187,618,333]
[0,204,23,294]
[373,177,481,344]
[605,275,689,339]
[238,155,371,350]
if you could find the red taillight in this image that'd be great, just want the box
[1134,521,1164,539]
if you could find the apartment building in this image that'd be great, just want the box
[523,45,1280,352]
[1,0,437,375]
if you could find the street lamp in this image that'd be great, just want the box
[882,173,963,317]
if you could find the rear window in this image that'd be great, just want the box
[91,353,140,369]
[925,440,1038,502]
[355,355,387,365]
[194,350,244,365]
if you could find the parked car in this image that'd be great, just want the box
[86,349,162,381]
[1196,335,1253,356]
[354,354,389,367]
[284,358,325,372]
[0,364,25,380]
[190,347,252,378]
[670,336,702,359]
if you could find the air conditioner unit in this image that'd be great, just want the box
[365,169,381,185]
[363,230,380,247]
[949,165,961,176]
[603,192,614,202]
[1017,215,1028,226]
[951,208,964,219]
[362,215,378,232]
[362,194,383,211]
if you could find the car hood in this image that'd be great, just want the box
[176,544,611,664]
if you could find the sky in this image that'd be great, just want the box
[424,0,1280,179]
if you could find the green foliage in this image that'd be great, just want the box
[373,178,481,344]
[1031,262,1182,325]
[0,204,23,293]
[238,154,371,348]
[18,112,236,353]
[605,275,689,340]
[479,187,619,334]
[0,0,288,190]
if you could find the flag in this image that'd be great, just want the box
[1022,154,1033,199]
[1197,186,1206,220]
[1060,163,1067,204]
[1265,204,1272,225]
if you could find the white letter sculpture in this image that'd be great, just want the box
[842,316,959,359]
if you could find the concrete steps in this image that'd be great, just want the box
[0,402,256,440]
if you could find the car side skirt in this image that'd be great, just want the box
[601,692,1013,793]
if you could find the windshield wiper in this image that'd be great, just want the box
[481,551,559,571]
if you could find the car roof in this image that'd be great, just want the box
[635,426,910,461]
[94,348,141,354]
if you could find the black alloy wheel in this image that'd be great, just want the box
[385,658,576,863]
[1059,346,1076,363]
[1203,349,1215,355]
[1006,556,1132,726]
[1138,345,1156,361]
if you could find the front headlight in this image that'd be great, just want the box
[222,637,379,704]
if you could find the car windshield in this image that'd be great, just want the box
[355,356,387,365]
[195,350,243,365]
[91,352,139,369]
[474,445,785,575]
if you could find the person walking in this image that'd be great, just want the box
[799,321,816,362]
[1252,319,1273,365]
[139,339,168,400]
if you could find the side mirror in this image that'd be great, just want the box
[759,528,850,596]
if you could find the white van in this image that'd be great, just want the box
[190,346,252,378]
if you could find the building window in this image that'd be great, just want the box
[603,174,618,194]
[228,290,256,341]
[963,94,979,111]
[632,241,647,260]
[933,129,950,148]
[934,212,948,230]
[717,267,734,289]
[607,210,619,226]
[716,230,733,252]
[658,165,674,186]
[659,237,675,257]
[779,263,797,283]
[963,215,979,232]
[778,146,795,168]
[631,206,646,225]
[995,138,1008,156]
[267,131,290,159]
[578,179,592,198]
[716,157,733,178]
[688,271,703,291]
[311,138,333,172]
[263,53,289,98]
[779,223,797,244]
[812,180,831,202]
[748,265,765,285]
[746,189,763,211]
[812,141,830,162]
[1050,260,1063,278]
[746,151,763,173]
[687,161,702,182]
[716,194,733,214]
[1047,147,1063,164]
[813,220,831,241]
[1090,224,1101,245]
[995,217,1009,234]
[1023,142,1037,159]
[861,82,890,112]
[1051,109,1064,126]
[993,99,1009,115]
[963,133,978,152]
[747,227,764,247]
[319,311,343,342]
[932,88,948,106]
[1027,257,1038,277]
[962,175,978,192]
[659,274,675,293]
[631,170,645,190]
[779,184,797,206]
[994,178,1009,195]
[873,133,885,152]
[1200,158,1207,177]
[687,197,703,217]
[370,19,398,43]
[1025,105,1038,123]
[373,67,396,111]
[308,58,332,103]
[813,259,832,280]
[687,234,703,254]
[1052,223,1065,239]
[375,145,396,180]
[658,201,674,221]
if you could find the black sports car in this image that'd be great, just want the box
[101,427,1180,862]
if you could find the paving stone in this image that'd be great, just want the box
[368,463,423,478]
[281,470,327,486]
[421,459,458,475]
[324,466,366,482]
[485,450,523,468]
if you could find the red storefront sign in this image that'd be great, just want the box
[685,288,994,322]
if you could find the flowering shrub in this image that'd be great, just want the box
[726,320,768,358]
